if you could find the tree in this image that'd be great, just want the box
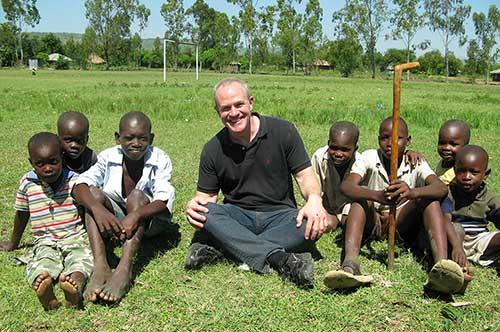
[275,0,303,73]
[0,22,17,66]
[301,0,324,72]
[1,0,40,64]
[130,33,142,67]
[254,5,276,65]
[464,39,482,81]
[81,27,99,64]
[333,0,388,79]
[328,27,363,77]
[424,0,470,82]
[381,48,415,71]
[228,0,258,74]
[41,33,63,54]
[472,6,499,83]
[389,0,427,80]
[161,0,189,69]
[64,37,85,68]
[84,0,150,68]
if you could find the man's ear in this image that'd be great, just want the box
[150,133,155,145]
[114,132,120,144]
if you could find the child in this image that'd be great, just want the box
[311,121,360,230]
[442,145,500,267]
[0,133,93,310]
[73,111,175,303]
[324,117,465,294]
[435,120,470,185]
[57,111,97,173]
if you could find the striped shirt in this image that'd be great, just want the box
[14,168,84,240]
[442,182,500,235]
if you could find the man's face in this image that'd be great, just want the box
[378,121,409,161]
[327,133,357,167]
[215,82,254,136]
[29,143,63,184]
[437,126,467,165]
[115,120,152,161]
[58,120,88,160]
[454,154,487,193]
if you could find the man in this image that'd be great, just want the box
[185,78,327,288]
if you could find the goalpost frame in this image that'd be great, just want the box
[163,39,199,81]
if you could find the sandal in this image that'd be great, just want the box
[425,259,464,294]
[324,259,373,290]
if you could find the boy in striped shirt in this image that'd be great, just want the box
[442,145,500,267]
[0,132,93,310]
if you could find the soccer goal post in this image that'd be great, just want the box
[163,39,199,82]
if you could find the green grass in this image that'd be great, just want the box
[0,69,498,332]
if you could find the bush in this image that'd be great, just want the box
[55,56,70,70]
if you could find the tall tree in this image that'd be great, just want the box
[228,0,258,73]
[255,4,276,64]
[301,0,323,72]
[275,0,303,73]
[333,0,388,79]
[424,0,470,82]
[328,26,363,77]
[41,33,63,54]
[1,0,40,64]
[464,39,481,81]
[472,5,499,83]
[84,0,150,68]
[186,0,216,50]
[161,0,189,69]
[389,0,427,80]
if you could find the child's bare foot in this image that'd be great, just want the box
[97,268,132,303]
[83,265,112,302]
[33,272,60,310]
[59,272,85,308]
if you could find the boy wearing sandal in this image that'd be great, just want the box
[324,117,465,294]
[0,133,93,310]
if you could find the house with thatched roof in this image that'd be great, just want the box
[490,69,500,82]
[48,53,72,62]
[313,59,331,70]
[88,53,105,65]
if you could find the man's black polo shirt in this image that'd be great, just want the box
[197,113,311,211]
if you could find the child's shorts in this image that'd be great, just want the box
[463,231,499,266]
[105,192,172,238]
[336,203,351,223]
[25,232,93,286]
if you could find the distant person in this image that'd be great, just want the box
[311,121,361,230]
[185,78,328,288]
[435,120,470,185]
[442,145,500,268]
[57,111,98,174]
[73,111,175,303]
[324,117,465,294]
[0,133,93,310]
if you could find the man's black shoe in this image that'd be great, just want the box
[185,243,224,270]
[278,252,314,288]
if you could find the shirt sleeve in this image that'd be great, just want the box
[14,177,29,212]
[311,148,323,186]
[284,122,311,175]
[350,152,369,178]
[76,152,107,187]
[441,196,454,215]
[151,151,175,213]
[418,160,436,182]
[486,193,500,229]
[197,141,220,194]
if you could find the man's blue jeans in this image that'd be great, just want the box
[196,203,312,273]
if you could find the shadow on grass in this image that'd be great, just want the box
[322,284,372,296]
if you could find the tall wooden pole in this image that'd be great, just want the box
[389,61,420,270]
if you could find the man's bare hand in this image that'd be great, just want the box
[296,195,328,240]
[185,197,211,229]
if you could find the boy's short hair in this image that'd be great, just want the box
[456,145,488,169]
[57,111,90,133]
[329,121,359,145]
[119,111,152,133]
[439,119,470,144]
[379,117,408,135]
[28,132,62,155]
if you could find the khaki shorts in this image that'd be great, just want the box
[463,231,499,266]
[25,232,93,286]
[336,203,351,222]
[106,192,172,238]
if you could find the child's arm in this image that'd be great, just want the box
[340,173,389,204]
[121,200,168,239]
[0,211,30,251]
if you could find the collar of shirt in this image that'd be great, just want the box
[450,181,488,202]
[374,149,411,184]
[224,112,268,149]
[26,168,74,191]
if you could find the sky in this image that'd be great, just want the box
[0,0,497,59]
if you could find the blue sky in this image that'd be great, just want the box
[0,0,497,59]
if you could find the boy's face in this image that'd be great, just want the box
[115,119,152,161]
[29,143,63,184]
[378,121,409,161]
[58,120,89,160]
[437,126,467,164]
[327,133,357,167]
[454,153,487,193]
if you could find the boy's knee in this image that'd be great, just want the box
[89,186,106,203]
[126,189,149,210]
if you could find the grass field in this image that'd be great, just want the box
[0,69,499,332]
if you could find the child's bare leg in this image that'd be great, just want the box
[33,272,60,310]
[342,201,369,271]
[84,187,113,302]
[98,190,148,302]
[59,272,85,307]
[481,233,500,261]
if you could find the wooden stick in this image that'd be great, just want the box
[388,62,420,270]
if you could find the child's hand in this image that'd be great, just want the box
[405,150,426,167]
[452,247,468,268]
[93,206,123,238]
[385,180,414,204]
[120,212,141,240]
[374,190,391,205]
[0,241,16,251]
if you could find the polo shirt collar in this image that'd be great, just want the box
[225,112,267,147]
